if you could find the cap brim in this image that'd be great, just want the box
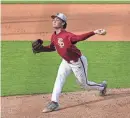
[51,15,57,19]
[51,15,66,22]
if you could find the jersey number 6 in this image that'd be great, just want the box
[58,38,64,48]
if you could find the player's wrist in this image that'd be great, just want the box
[94,29,107,35]
[93,31,96,34]
[94,30,98,34]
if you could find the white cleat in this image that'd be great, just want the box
[42,101,59,113]
[100,81,107,96]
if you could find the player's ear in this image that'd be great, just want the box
[62,22,65,26]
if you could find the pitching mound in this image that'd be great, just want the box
[1,89,130,118]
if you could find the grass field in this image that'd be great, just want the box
[1,41,130,96]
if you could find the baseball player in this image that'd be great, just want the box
[32,13,107,113]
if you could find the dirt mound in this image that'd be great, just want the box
[1,89,130,118]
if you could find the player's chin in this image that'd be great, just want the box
[53,25,61,29]
[53,26,59,29]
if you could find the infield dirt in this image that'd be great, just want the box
[2,4,130,41]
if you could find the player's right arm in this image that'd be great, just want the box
[69,31,95,44]
[69,29,106,44]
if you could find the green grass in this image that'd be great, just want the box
[1,41,130,96]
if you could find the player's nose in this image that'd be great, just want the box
[52,19,56,23]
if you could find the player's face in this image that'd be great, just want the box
[52,17,63,29]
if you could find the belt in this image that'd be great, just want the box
[67,58,80,64]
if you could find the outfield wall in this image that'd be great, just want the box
[1,4,130,41]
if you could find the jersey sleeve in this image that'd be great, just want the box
[41,35,56,52]
[69,31,95,44]
[42,42,56,52]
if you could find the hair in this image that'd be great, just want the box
[63,22,67,29]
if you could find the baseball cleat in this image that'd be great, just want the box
[100,81,107,96]
[42,101,59,113]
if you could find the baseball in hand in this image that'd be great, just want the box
[94,29,107,35]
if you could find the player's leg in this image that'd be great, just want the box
[43,59,72,113]
[51,59,72,102]
[70,56,107,93]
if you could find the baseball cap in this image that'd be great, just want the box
[51,13,67,22]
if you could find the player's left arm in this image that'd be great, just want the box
[32,39,56,54]
[70,29,106,44]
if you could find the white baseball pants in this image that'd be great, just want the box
[51,55,104,103]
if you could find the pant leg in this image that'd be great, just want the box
[51,59,72,103]
[70,56,104,91]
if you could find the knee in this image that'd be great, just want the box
[57,73,65,79]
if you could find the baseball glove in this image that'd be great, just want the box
[32,39,43,54]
